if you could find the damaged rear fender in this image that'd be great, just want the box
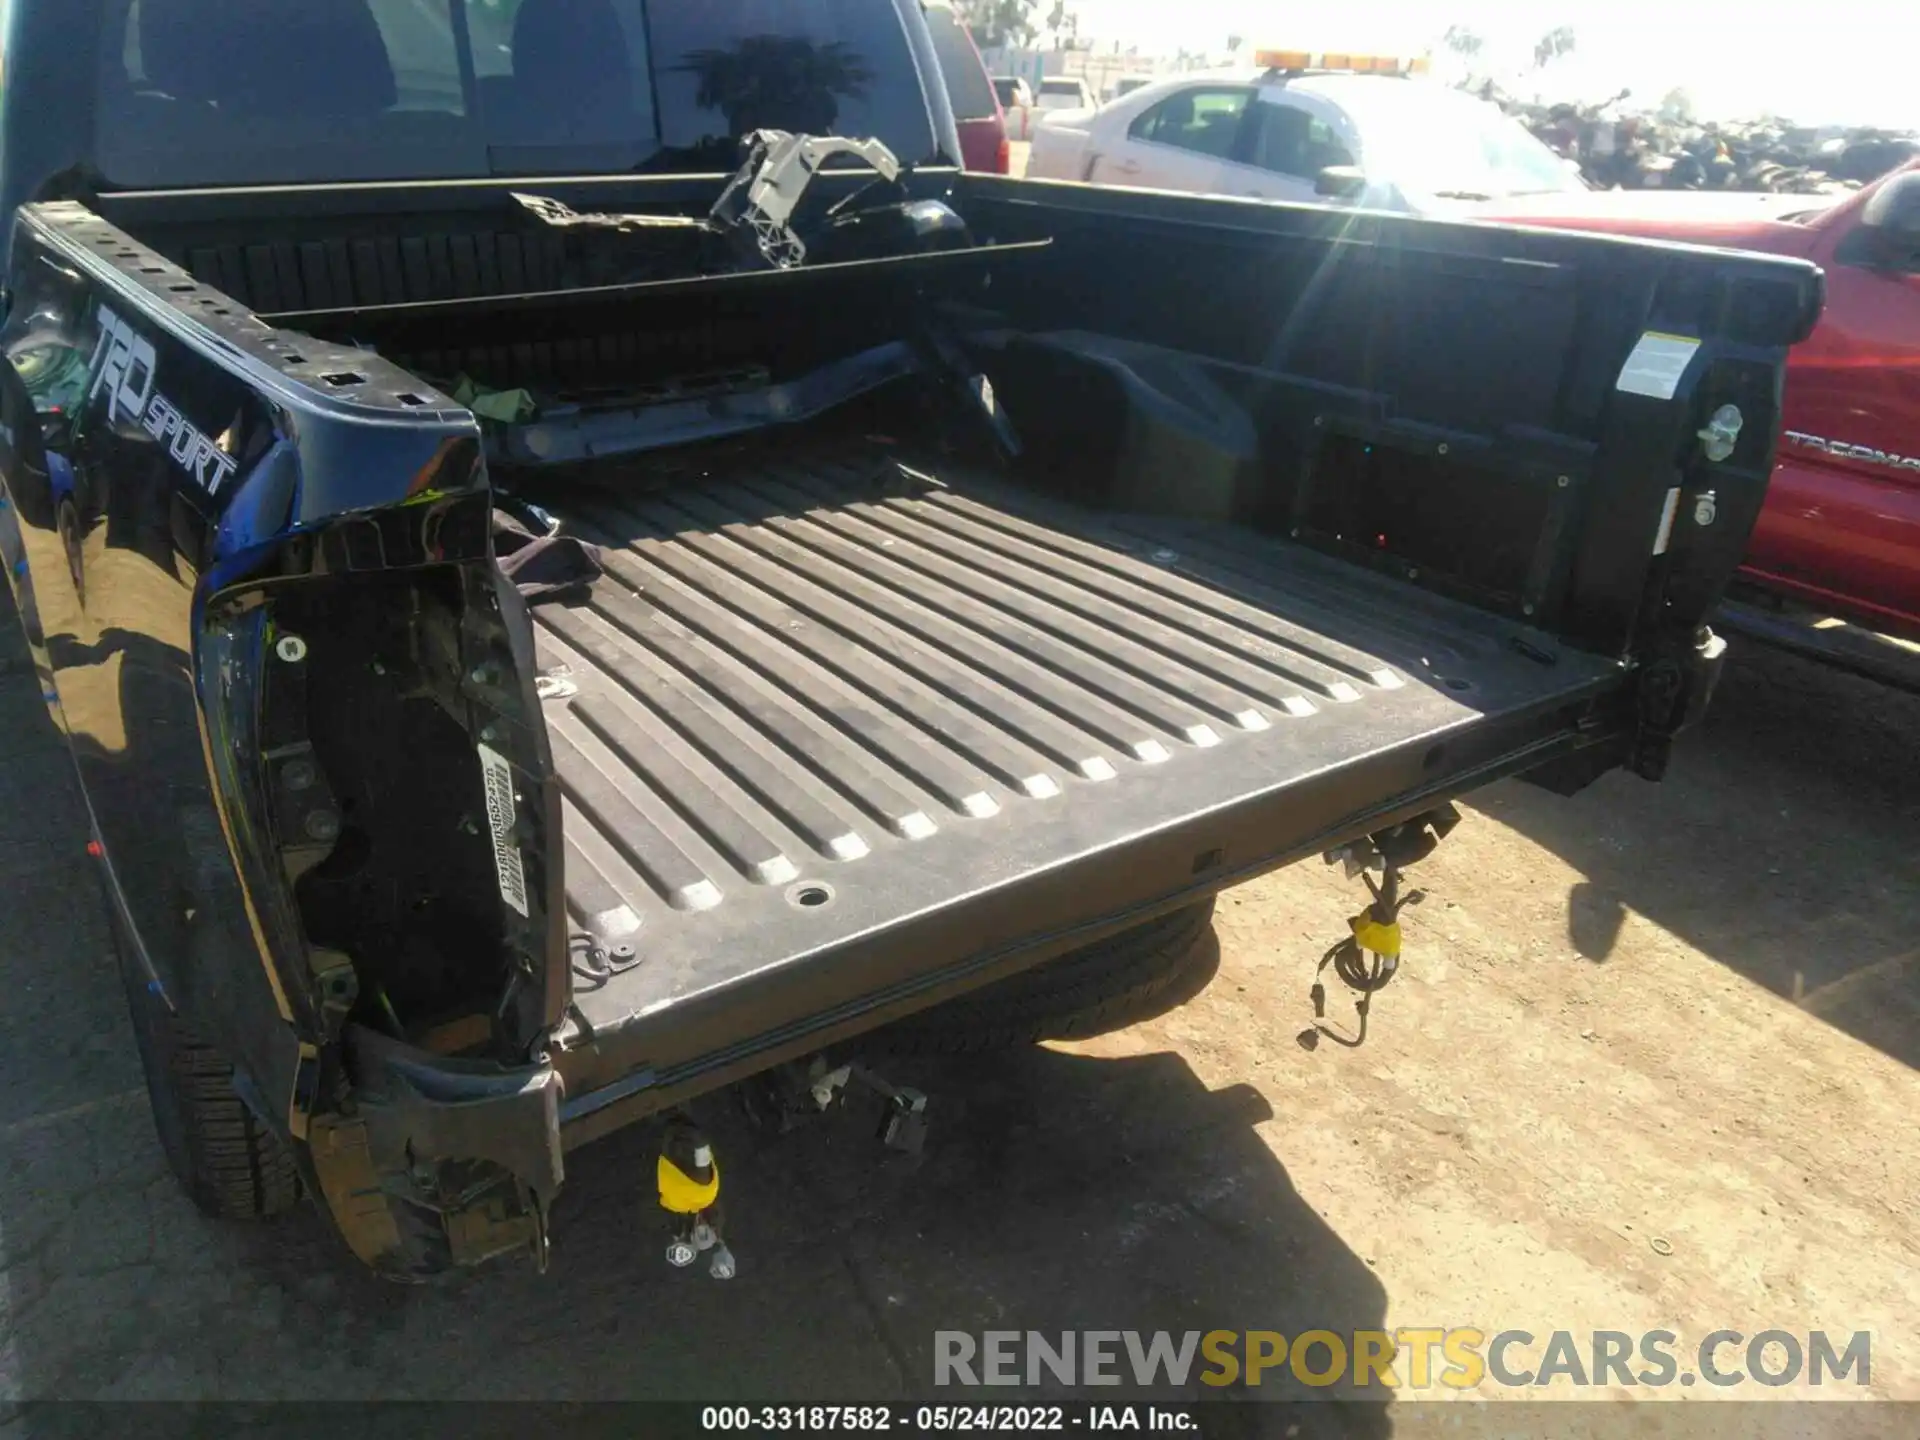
[311,1025,565,1279]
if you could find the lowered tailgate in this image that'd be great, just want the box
[520,441,1618,1136]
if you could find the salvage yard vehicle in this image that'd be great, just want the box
[0,0,1819,1280]
[1485,160,1920,683]
[1034,76,1098,121]
[1025,49,1584,212]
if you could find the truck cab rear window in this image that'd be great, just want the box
[96,0,937,187]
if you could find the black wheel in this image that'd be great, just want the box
[877,900,1219,1055]
[114,935,301,1220]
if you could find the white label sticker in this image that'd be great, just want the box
[1617,331,1700,401]
[477,742,530,917]
[1651,486,1681,556]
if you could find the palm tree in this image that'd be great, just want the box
[677,35,876,140]
[957,0,1038,48]
[1532,26,1576,71]
[1442,25,1484,62]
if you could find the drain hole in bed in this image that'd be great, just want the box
[786,882,835,910]
[1442,677,1473,693]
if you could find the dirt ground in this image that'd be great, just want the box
[1,558,1917,1428]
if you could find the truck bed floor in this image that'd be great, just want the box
[525,444,1618,1106]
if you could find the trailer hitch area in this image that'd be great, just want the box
[736,1055,931,1154]
[845,1063,930,1154]
[311,1025,564,1280]
[1301,805,1461,1051]
[658,1064,931,1276]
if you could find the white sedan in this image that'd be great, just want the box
[1034,76,1097,119]
[1025,62,1585,215]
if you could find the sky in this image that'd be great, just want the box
[1067,0,1918,129]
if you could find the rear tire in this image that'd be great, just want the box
[878,900,1219,1054]
[114,936,301,1220]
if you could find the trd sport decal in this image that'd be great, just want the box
[89,305,239,495]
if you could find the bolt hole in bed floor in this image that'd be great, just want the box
[505,425,1620,1072]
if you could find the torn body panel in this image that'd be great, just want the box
[5,203,568,1268]
[320,1026,564,1278]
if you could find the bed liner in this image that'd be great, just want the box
[524,442,1620,1126]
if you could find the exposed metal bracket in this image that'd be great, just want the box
[710,130,903,270]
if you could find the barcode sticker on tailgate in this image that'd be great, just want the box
[477,742,530,917]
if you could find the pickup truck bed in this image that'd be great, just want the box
[2,155,1821,1272]
[527,435,1617,1127]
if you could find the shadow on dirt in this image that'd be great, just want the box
[1474,640,1920,1068]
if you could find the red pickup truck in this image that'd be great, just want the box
[1488,162,1920,680]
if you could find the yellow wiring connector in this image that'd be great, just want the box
[1349,910,1402,959]
[657,1152,720,1215]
